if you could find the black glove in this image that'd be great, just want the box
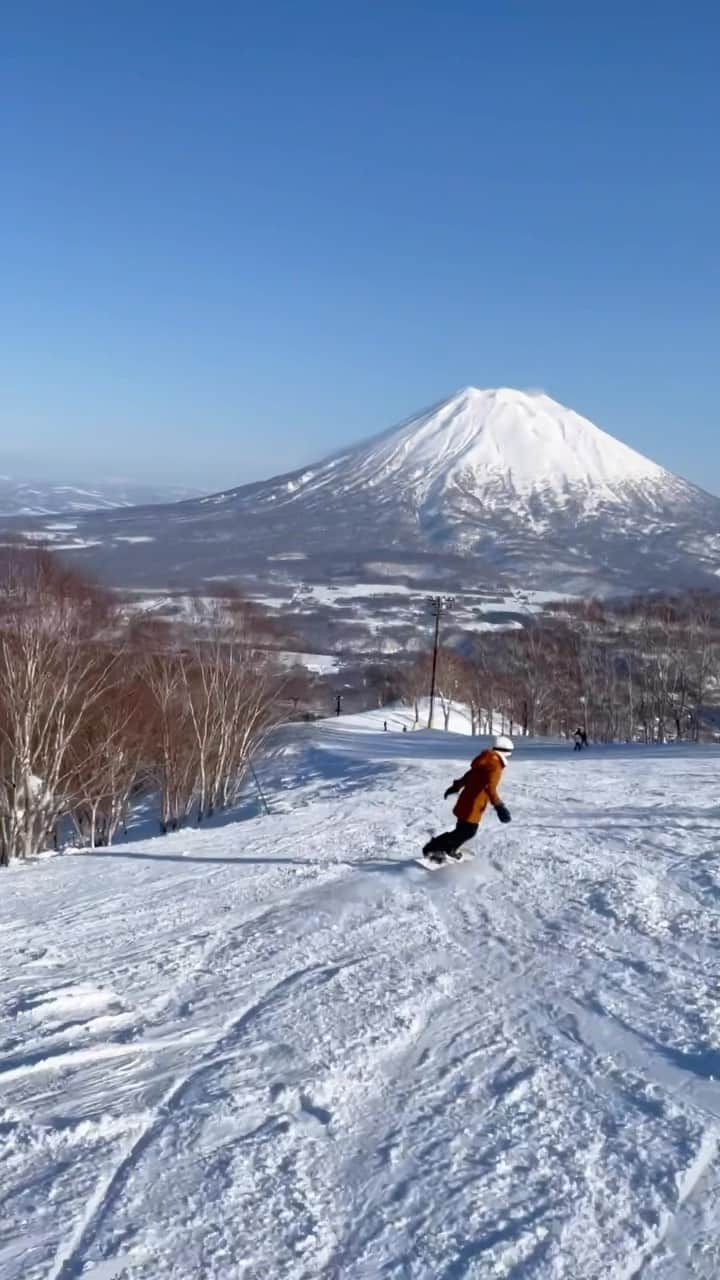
[444,786,455,800]
[494,803,512,824]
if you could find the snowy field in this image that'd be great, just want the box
[2,723,720,1279]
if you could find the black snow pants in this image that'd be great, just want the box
[424,820,479,857]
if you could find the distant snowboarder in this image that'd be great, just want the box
[422,735,513,864]
[573,727,589,751]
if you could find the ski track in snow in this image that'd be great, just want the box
[2,726,720,1279]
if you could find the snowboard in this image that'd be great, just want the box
[415,851,473,871]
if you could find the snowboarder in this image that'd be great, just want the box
[422,735,513,864]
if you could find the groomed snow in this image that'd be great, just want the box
[2,724,720,1279]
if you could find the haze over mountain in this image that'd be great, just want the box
[4,388,720,648]
[0,473,200,517]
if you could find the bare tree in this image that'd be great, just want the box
[434,648,468,730]
[66,674,149,848]
[0,547,122,864]
[141,648,199,833]
[141,598,285,831]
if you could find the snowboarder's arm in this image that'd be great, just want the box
[444,771,470,799]
[486,760,512,821]
[488,758,513,808]
[486,761,502,807]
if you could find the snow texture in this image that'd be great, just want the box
[2,722,720,1279]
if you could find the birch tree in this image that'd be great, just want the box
[0,547,121,864]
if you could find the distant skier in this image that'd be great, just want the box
[422,735,513,864]
[573,728,583,751]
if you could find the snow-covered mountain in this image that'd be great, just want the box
[0,474,199,516]
[283,385,668,503]
[236,386,694,558]
[4,388,720,642]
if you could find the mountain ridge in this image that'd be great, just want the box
[2,387,719,651]
[0,474,200,517]
[217,385,675,509]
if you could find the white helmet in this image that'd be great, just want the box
[492,734,514,759]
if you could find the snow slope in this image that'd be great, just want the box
[338,698,478,733]
[3,724,720,1279]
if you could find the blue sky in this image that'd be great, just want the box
[2,1,718,491]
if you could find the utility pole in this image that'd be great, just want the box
[427,596,453,729]
[249,762,271,816]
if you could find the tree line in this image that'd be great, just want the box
[372,592,720,743]
[5,542,719,866]
[0,547,286,865]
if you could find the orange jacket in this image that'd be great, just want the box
[450,749,505,824]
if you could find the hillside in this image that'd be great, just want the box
[4,390,720,655]
[0,474,199,516]
[3,722,720,1278]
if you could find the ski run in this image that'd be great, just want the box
[2,717,720,1280]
